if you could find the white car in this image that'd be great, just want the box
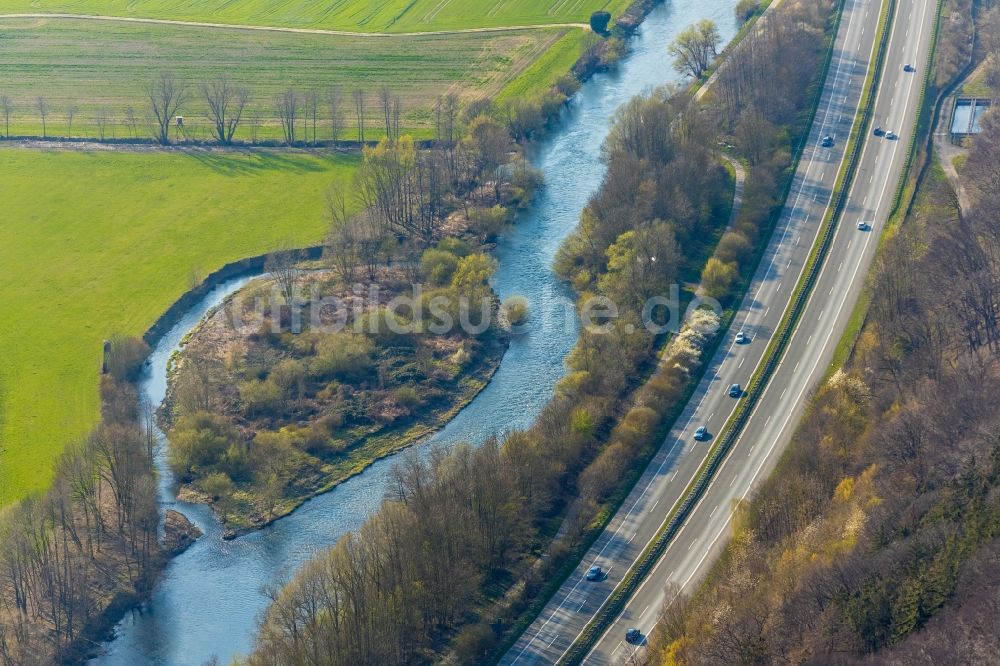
[735,330,749,344]
[885,130,898,140]
[857,221,869,231]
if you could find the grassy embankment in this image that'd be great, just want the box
[0,148,359,504]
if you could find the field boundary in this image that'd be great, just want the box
[0,13,589,37]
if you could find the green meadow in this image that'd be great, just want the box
[0,17,586,140]
[0,148,359,504]
[0,0,621,507]
[0,0,630,32]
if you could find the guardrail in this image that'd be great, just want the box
[557,0,896,661]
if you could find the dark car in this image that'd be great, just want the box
[625,628,642,644]
[729,383,742,398]
[694,426,709,441]
[873,125,885,136]
[821,135,834,147]
[586,565,602,581]
[903,63,915,72]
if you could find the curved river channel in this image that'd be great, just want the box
[95,1,737,662]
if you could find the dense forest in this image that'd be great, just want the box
[647,8,1000,661]
[245,0,839,662]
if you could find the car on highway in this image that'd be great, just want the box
[625,628,642,644]
[821,135,834,147]
[729,383,742,398]
[903,63,915,72]
[586,565,602,581]
[694,426,709,441]
[873,125,885,136]
[885,130,898,140]
[857,220,869,231]
[735,330,749,344]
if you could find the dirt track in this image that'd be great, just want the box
[0,12,590,37]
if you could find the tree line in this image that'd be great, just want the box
[0,69,583,147]
[0,337,162,665]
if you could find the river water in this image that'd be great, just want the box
[94,2,737,663]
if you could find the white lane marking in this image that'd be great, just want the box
[567,1,886,658]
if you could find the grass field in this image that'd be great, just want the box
[0,17,588,141]
[0,147,359,504]
[0,0,631,32]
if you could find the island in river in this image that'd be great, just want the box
[163,240,512,537]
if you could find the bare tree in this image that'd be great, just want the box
[275,88,299,145]
[379,86,392,142]
[36,96,49,138]
[0,94,12,138]
[327,85,344,147]
[66,103,79,139]
[668,19,721,79]
[325,182,357,282]
[202,76,251,144]
[305,90,319,146]
[146,71,188,144]
[353,89,365,143]
[249,107,262,143]
[95,107,112,141]
[265,248,302,303]
[124,105,139,139]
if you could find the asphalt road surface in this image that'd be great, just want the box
[501,0,937,662]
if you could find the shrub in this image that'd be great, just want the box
[393,386,423,409]
[360,307,414,346]
[736,0,762,24]
[310,333,375,380]
[716,230,752,264]
[502,295,530,326]
[269,358,306,398]
[421,247,460,285]
[239,378,284,417]
[590,10,612,35]
[105,335,150,382]
[700,257,739,300]
[468,205,511,240]
[437,237,471,257]
[199,471,235,501]
[169,411,241,475]
[453,623,496,664]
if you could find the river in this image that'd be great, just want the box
[94,1,737,662]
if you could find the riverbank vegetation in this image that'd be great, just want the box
[0,337,191,665]
[0,149,359,505]
[164,92,547,532]
[244,0,841,661]
[166,254,507,534]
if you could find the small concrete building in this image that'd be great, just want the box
[950,97,992,142]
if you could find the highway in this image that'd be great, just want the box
[501,0,938,662]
